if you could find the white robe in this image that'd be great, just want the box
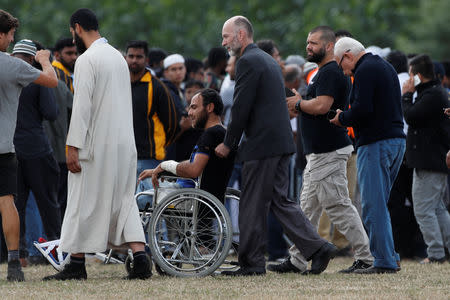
[59,39,145,253]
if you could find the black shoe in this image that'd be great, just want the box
[43,263,87,281]
[125,255,152,280]
[221,267,266,276]
[306,242,338,275]
[267,257,301,273]
[7,260,25,282]
[338,260,371,273]
[353,266,397,274]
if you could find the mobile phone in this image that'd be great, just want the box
[413,75,421,87]
[285,87,296,97]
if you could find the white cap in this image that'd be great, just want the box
[163,54,185,69]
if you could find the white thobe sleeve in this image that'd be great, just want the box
[66,56,95,151]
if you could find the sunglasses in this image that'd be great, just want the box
[338,49,351,68]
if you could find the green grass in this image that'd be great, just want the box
[0,257,449,299]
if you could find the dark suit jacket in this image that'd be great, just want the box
[224,43,296,162]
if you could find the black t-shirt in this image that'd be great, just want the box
[179,125,235,202]
[300,61,352,154]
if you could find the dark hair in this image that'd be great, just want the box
[126,40,148,57]
[256,39,278,56]
[32,40,48,70]
[310,26,336,43]
[0,9,19,34]
[207,47,228,68]
[54,37,75,52]
[386,50,408,74]
[185,57,204,75]
[185,79,204,90]
[442,61,450,77]
[409,54,435,80]
[199,88,223,115]
[148,48,167,67]
[433,61,445,82]
[70,8,98,31]
[334,29,353,38]
[234,16,253,38]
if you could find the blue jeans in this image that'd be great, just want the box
[357,138,405,269]
[25,192,46,257]
[136,159,161,210]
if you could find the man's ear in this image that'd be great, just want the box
[54,51,61,61]
[207,102,214,113]
[74,23,83,36]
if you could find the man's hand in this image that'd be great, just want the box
[446,150,450,169]
[215,143,231,158]
[138,169,155,182]
[66,146,81,173]
[179,115,192,132]
[329,109,343,127]
[402,73,416,94]
[444,108,450,117]
[286,89,302,114]
[151,164,164,188]
[34,50,51,64]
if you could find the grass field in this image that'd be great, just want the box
[0,257,449,299]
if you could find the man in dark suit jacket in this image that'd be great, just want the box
[216,16,336,276]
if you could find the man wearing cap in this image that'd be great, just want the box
[0,9,58,282]
[43,8,151,281]
[11,40,61,267]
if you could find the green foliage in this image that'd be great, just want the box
[1,0,447,60]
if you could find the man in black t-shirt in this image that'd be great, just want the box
[271,26,373,274]
[139,88,235,203]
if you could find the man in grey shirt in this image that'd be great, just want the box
[0,9,57,281]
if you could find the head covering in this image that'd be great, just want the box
[303,62,318,74]
[286,55,306,67]
[12,39,37,56]
[163,54,185,69]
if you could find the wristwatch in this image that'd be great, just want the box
[295,99,302,112]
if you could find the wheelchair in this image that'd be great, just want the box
[131,175,240,277]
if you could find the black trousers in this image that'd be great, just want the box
[239,154,326,269]
[15,154,61,257]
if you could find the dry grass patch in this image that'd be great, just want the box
[0,257,448,299]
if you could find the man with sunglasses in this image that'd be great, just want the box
[330,37,406,274]
[277,26,373,274]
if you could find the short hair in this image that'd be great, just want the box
[386,50,408,74]
[148,48,167,67]
[334,29,353,38]
[0,9,19,34]
[54,37,75,52]
[442,61,450,77]
[284,64,302,83]
[126,40,148,57]
[207,47,228,68]
[409,54,435,80]
[70,8,99,31]
[310,26,336,44]
[256,39,278,56]
[233,16,253,38]
[334,37,365,58]
[185,79,204,90]
[198,88,223,115]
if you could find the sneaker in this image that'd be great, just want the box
[7,260,25,282]
[338,260,371,273]
[267,257,301,273]
[221,267,266,276]
[43,263,87,281]
[125,255,152,280]
[420,257,446,264]
[353,266,397,274]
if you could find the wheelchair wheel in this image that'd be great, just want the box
[148,188,233,277]
[218,188,240,272]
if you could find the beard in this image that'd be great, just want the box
[74,32,87,55]
[60,58,74,73]
[193,110,208,129]
[307,47,326,63]
[228,36,242,57]
[129,64,145,74]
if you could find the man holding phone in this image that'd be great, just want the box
[274,26,373,274]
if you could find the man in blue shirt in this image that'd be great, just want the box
[330,37,406,274]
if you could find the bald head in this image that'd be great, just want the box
[222,16,254,57]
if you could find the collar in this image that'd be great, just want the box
[139,70,152,83]
[52,60,72,76]
[416,79,441,94]
[91,37,108,46]
[242,43,257,55]
[353,52,371,74]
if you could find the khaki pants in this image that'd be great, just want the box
[289,147,372,269]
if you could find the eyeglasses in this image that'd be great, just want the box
[338,49,351,68]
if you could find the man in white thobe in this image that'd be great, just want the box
[44,8,151,281]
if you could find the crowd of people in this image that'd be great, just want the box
[0,8,449,282]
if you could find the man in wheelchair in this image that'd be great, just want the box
[139,88,235,206]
